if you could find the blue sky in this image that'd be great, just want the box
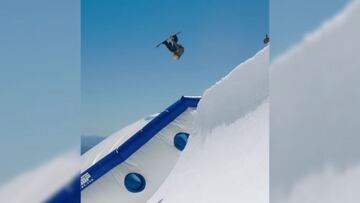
[0,0,79,183]
[82,0,269,137]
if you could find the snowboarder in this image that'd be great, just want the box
[157,32,184,60]
[263,34,270,44]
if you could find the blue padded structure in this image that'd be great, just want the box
[47,96,200,202]
[80,96,200,190]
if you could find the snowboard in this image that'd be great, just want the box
[156,32,182,48]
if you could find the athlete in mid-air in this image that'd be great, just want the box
[157,32,184,60]
[263,34,270,44]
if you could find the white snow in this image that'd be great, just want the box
[197,47,269,132]
[271,0,360,202]
[149,47,269,203]
[149,102,269,203]
[277,164,360,203]
[0,150,78,203]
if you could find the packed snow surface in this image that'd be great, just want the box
[197,47,268,132]
[149,47,269,203]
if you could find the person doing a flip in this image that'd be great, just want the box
[157,33,184,60]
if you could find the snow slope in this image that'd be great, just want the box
[197,47,269,132]
[270,0,360,202]
[149,47,269,203]
[0,151,78,203]
[0,47,269,203]
[277,165,360,203]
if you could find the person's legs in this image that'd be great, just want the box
[162,40,177,52]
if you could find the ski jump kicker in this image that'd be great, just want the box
[78,96,200,203]
[33,46,268,203]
